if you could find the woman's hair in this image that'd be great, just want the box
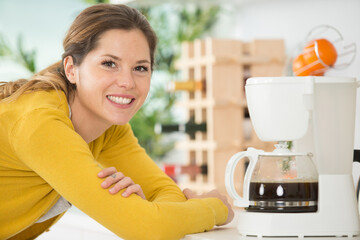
[0,4,157,102]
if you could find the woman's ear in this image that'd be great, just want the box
[63,56,76,84]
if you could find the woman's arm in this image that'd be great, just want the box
[10,108,228,240]
[98,166,146,199]
[96,124,189,203]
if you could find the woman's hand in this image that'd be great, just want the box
[98,167,146,199]
[183,188,234,226]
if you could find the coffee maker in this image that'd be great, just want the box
[225,76,360,237]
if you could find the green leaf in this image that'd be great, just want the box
[0,33,37,73]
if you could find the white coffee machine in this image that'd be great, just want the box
[225,76,360,237]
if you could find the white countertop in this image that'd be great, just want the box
[184,227,241,240]
[185,227,360,240]
[184,209,360,240]
[38,208,360,240]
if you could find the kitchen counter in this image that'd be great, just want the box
[184,227,360,240]
[185,228,360,240]
[184,210,360,240]
[38,207,360,240]
[184,227,242,240]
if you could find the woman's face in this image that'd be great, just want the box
[68,29,151,127]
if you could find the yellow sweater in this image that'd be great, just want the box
[0,90,227,240]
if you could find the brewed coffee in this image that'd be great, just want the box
[247,181,318,213]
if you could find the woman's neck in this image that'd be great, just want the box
[68,98,111,144]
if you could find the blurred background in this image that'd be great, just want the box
[0,0,359,239]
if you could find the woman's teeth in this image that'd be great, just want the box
[107,95,132,104]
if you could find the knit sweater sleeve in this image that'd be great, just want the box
[96,124,190,203]
[10,108,228,240]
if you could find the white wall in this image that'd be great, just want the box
[0,0,87,81]
[214,0,360,148]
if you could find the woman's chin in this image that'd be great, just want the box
[109,117,132,126]
[104,109,138,126]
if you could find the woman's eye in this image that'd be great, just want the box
[102,61,116,68]
[134,66,149,72]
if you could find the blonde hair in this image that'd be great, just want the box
[0,4,157,103]
[0,61,71,102]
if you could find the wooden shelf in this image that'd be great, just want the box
[173,38,285,195]
[176,98,247,109]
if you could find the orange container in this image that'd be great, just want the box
[293,38,337,76]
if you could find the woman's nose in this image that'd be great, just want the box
[116,70,135,89]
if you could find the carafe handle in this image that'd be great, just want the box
[225,147,263,207]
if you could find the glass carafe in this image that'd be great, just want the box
[225,143,319,213]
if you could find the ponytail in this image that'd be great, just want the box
[0,61,75,103]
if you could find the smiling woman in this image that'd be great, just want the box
[64,29,152,143]
[0,3,233,240]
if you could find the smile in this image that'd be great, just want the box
[106,95,134,105]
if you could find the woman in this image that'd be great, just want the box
[0,4,233,240]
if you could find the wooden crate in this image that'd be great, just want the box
[174,38,285,197]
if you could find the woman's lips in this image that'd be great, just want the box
[106,95,135,108]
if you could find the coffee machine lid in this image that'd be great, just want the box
[246,76,355,86]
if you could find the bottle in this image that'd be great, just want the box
[167,79,206,92]
[162,163,208,182]
[354,149,360,163]
[155,122,207,139]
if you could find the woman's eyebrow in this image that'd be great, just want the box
[102,54,150,64]
[136,60,151,64]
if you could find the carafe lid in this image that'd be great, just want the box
[258,142,309,157]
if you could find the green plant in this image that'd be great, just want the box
[0,34,37,73]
